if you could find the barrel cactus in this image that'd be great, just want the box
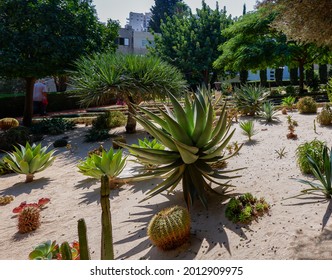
[18,206,41,233]
[147,205,191,250]
[0,118,19,130]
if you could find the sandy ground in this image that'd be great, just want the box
[1,108,332,260]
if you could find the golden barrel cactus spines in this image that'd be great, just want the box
[147,205,191,251]
[0,195,14,205]
[18,206,41,234]
[0,118,19,130]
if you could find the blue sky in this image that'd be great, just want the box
[93,0,258,26]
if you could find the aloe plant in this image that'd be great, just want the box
[281,96,296,111]
[4,142,56,183]
[77,148,127,186]
[116,89,243,209]
[293,146,332,199]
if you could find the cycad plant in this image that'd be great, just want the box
[116,90,243,209]
[239,120,257,141]
[293,146,332,199]
[77,148,127,187]
[4,142,56,183]
[260,101,277,122]
[233,85,269,116]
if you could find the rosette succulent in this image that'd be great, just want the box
[77,148,127,185]
[4,142,56,183]
[117,90,243,209]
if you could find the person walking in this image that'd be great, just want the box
[33,80,48,116]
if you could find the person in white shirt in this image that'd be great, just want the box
[33,80,48,115]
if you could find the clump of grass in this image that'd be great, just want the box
[296,139,325,174]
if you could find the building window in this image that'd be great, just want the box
[117,37,130,46]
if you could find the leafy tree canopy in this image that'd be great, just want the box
[150,1,232,86]
[258,0,332,47]
[149,0,183,33]
[0,0,119,126]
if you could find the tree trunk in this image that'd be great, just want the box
[239,70,248,84]
[299,61,305,95]
[305,64,314,87]
[275,68,283,86]
[23,77,36,127]
[202,70,209,87]
[54,75,68,92]
[290,68,298,85]
[259,69,267,87]
[319,64,328,84]
[125,95,136,134]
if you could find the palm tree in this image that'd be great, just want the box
[69,53,187,133]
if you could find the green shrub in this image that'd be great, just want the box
[234,85,269,116]
[92,111,126,131]
[296,139,325,174]
[285,85,296,96]
[31,118,75,135]
[327,78,332,103]
[297,96,317,114]
[0,126,32,151]
[317,104,332,126]
[84,129,110,142]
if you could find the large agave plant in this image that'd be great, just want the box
[4,142,56,183]
[117,90,243,209]
[233,85,269,116]
[77,148,127,187]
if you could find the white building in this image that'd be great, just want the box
[126,12,152,32]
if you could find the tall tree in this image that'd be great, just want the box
[0,0,119,126]
[150,1,232,86]
[149,0,183,33]
[258,0,332,47]
[213,8,330,93]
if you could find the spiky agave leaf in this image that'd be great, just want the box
[117,88,244,209]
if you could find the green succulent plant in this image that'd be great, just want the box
[296,139,325,174]
[293,146,332,199]
[4,142,56,183]
[260,101,277,122]
[116,89,243,209]
[77,148,127,185]
[29,240,58,260]
[281,96,296,111]
[233,85,269,116]
[130,138,165,168]
[239,120,257,141]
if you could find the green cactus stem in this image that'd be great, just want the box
[60,242,73,260]
[77,218,90,260]
[100,175,114,260]
[147,205,191,250]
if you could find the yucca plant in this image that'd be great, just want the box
[293,146,332,199]
[233,85,269,116]
[4,142,56,183]
[239,120,257,141]
[77,148,127,187]
[69,53,187,133]
[260,101,277,122]
[116,89,243,209]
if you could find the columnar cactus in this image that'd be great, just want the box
[147,205,191,250]
[18,206,41,233]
